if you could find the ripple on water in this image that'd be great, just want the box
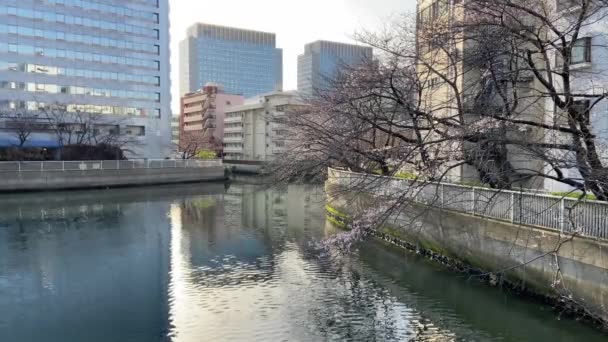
[1,185,602,342]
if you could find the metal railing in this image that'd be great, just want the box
[0,159,223,172]
[328,168,608,240]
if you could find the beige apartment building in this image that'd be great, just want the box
[179,83,244,153]
[416,0,546,188]
[223,92,303,161]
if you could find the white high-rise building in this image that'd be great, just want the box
[0,0,171,158]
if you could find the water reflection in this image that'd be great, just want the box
[0,182,605,341]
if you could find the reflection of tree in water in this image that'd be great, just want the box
[303,250,458,341]
[175,184,327,292]
[180,197,221,236]
[303,256,400,340]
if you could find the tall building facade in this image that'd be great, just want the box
[179,23,283,98]
[543,1,608,192]
[223,91,302,161]
[171,115,180,149]
[0,0,171,158]
[180,83,244,153]
[297,40,373,96]
[416,0,546,187]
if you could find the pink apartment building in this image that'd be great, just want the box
[179,83,244,153]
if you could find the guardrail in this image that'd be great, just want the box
[0,159,223,172]
[327,168,608,240]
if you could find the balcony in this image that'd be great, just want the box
[224,126,242,133]
[223,136,243,143]
[184,124,203,131]
[224,146,243,153]
[183,114,203,123]
[225,116,243,124]
[183,105,204,114]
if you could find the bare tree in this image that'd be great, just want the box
[275,0,608,199]
[271,0,608,327]
[178,131,201,160]
[1,110,41,147]
[36,103,141,159]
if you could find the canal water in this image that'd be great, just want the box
[0,182,605,341]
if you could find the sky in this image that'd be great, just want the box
[168,0,417,112]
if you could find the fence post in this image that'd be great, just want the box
[18,162,21,172]
[472,188,476,214]
[62,161,65,171]
[116,160,120,170]
[560,198,565,233]
[510,193,515,223]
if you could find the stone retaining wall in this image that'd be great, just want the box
[326,182,608,326]
[0,166,225,192]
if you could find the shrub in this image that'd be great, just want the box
[195,150,217,160]
[551,191,597,201]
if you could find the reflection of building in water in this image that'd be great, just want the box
[167,184,336,341]
[240,187,287,232]
[240,185,326,238]
[0,198,173,341]
[177,193,260,266]
[287,185,325,231]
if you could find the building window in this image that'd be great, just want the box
[125,125,146,136]
[571,37,591,64]
[572,100,590,116]
[556,0,579,12]
[558,37,592,66]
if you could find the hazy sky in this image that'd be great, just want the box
[168,0,417,112]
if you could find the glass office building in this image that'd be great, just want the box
[0,0,171,158]
[297,40,373,96]
[179,23,283,98]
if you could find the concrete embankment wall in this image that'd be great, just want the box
[326,183,608,324]
[224,161,263,174]
[0,167,225,192]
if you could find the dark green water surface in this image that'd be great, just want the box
[0,183,605,341]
